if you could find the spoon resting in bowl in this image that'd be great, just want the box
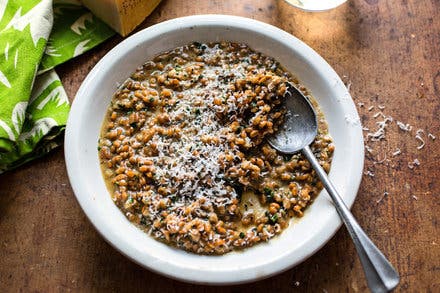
[268,83,400,293]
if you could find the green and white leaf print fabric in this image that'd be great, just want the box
[40,0,114,73]
[0,0,115,173]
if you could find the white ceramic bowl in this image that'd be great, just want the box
[65,15,364,285]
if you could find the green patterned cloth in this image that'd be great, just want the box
[0,0,114,173]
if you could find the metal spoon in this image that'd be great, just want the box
[268,83,400,293]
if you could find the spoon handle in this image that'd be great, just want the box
[302,146,400,293]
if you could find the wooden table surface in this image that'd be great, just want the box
[1,0,439,292]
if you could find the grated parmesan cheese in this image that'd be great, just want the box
[365,145,374,154]
[397,121,412,132]
[376,191,389,203]
[366,115,393,141]
[364,170,375,177]
[408,158,420,169]
[415,129,425,150]
[392,148,401,157]
[345,115,360,126]
[373,111,385,118]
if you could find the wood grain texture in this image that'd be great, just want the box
[0,0,439,292]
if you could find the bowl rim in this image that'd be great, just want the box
[282,0,348,12]
[65,14,364,285]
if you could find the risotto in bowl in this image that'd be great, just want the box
[65,15,364,284]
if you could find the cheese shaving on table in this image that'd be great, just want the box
[392,148,401,157]
[373,111,385,118]
[365,145,374,154]
[415,129,425,150]
[397,121,412,132]
[376,191,389,203]
[366,116,393,141]
[408,158,420,169]
[364,170,375,177]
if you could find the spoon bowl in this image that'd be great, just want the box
[269,84,400,293]
[268,83,317,154]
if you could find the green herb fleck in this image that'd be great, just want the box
[239,232,245,239]
[264,187,274,202]
[283,154,292,162]
[169,194,177,202]
[269,214,278,224]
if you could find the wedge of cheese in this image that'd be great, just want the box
[81,0,162,36]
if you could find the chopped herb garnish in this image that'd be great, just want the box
[283,154,292,162]
[149,97,155,103]
[195,108,201,115]
[264,187,274,202]
[269,214,278,224]
[239,232,245,239]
